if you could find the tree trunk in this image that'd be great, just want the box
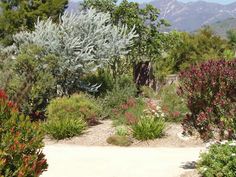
[134,61,156,90]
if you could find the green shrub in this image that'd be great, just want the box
[140,86,157,98]
[81,69,113,96]
[106,135,132,146]
[115,126,129,136]
[132,114,165,140]
[1,45,58,119]
[0,90,47,177]
[44,118,87,140]
[101,76,137,113]
[47,93,102,125]
[112,98,145,126]
[198,141,236,177]
[158,84,188,122]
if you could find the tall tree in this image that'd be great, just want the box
[11,9,136,95]
[0,0,68,46]
[82,0,169,86]
[167,27,231,71]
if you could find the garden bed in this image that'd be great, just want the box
[44,120,204,148]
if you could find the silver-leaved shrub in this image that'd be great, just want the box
[13,9,137,94]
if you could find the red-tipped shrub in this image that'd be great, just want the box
[179,60,236,140]
[125,112,138,125]
[0,89,48,176]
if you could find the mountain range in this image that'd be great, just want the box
[208,17,236,37]
[68,0,236,32]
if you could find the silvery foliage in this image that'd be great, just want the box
[13,9,137,93]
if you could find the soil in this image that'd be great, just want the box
[180,170,200,177]
[44,120,204,148]
[44,120,203,177]
[44,120,116,146]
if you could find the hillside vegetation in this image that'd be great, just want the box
[209,18,236,38]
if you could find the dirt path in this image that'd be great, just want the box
[42,145,204,177]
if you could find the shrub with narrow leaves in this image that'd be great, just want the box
[132,114,165,140]
[44,118,87,140]
[0,90,47,177]
[115,125,129,136]
[179,59,236,140]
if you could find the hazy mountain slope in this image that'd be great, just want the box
[209,18,236,37]
[148,0,236,31]
[68,0,236,32]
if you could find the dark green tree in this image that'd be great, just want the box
[227,29,236,47]
[81,0,117,13]
[0,0,68,46]
[168,27,231,71]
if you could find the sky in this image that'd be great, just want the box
[180,0,235,4]
[72,0,236,5]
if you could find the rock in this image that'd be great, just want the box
[106,135,132,147]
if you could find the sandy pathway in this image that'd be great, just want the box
[42,145,204,177]
[43,120,205,177]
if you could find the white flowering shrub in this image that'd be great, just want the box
[129,99,165,140]
[198,140,236,177]
[146,99,165,119]
[13,9,136,94]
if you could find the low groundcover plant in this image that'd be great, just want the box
[198,140,236,177]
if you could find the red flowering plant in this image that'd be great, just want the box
[179,59,236,140]
[0,89,48,176]
[111,97,145,126]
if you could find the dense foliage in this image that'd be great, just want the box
[158,84,188,122]
[82,0,169,85]
[0,0,68,45]
[198,141,236,177]
[132,114,165,140]
[12,9,136,95]
[82,0,169,62]
[45,93,102,139]
[101,77,137,116]
[168,28,232,72]
[0,45,57,118]
[0,90,47,176]
[111,97,145,126]
[179,59,236,140]
[227,29,236,51]
[0,0,235,153]
[44,118,87,140]
[47,93,102,126]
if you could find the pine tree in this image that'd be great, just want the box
[0,0,68,46]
